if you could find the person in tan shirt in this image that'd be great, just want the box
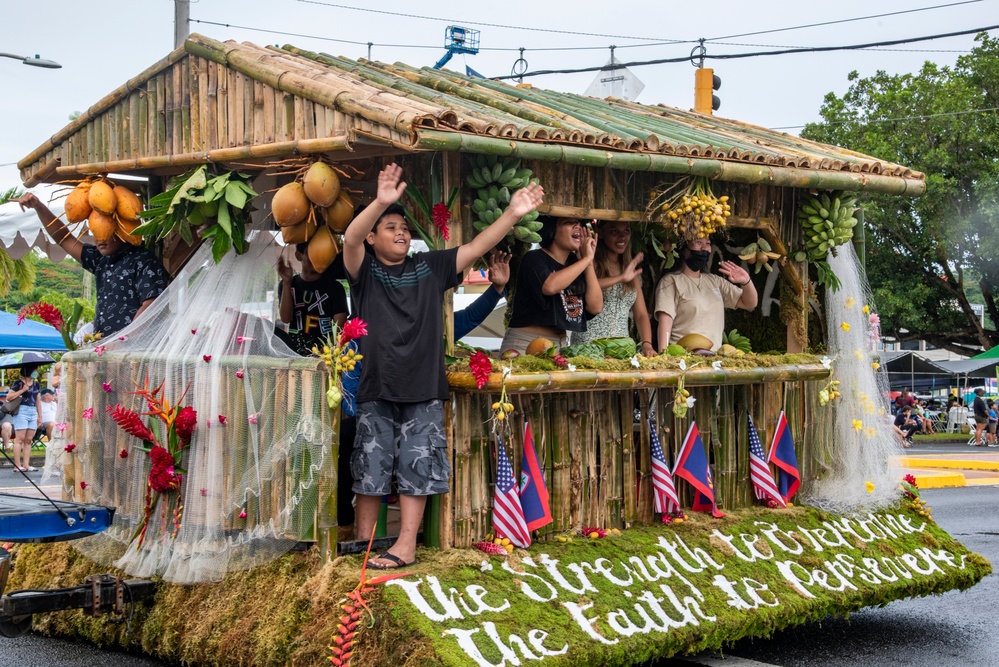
[654,237,758,352]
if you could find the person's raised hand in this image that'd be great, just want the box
[376,163,407,206]
[277,255,294,283]
[507,182,545,219]
[621,251,644,283]
[718,260,750,286]
[579,227,598,260]
[487,249,511,290]
[14,193,42,212]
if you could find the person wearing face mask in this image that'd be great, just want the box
[7,364,42,472]
[654,237,758,352]
[501,216,603,354]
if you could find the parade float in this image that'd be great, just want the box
[3,34,988,667]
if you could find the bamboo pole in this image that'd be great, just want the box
[635,390,654,524]
[411,131,926,196]
[538,203,645,222]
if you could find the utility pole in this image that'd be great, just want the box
[174,0,190,50]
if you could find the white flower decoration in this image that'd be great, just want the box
[567,363,577,372]
[480,560,493,572]
[820,356,833,370]
[711,360,723,370]
[679,359,687,371]
[502,364,513,379]
[686,395,697,408]
[630,355,640,368]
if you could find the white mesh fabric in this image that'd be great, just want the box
[804,243,904,511]
[48,233,334,584]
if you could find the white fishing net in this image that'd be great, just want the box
[804,243,904,511]
[45,233,334,584]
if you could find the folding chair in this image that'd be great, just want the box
[968,416,984,446]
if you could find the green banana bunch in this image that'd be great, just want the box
[798,192,858,261]
[737,237,782,274]
[467,154,542,245]
[722,329,752,354]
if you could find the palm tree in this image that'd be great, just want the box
[0,187,37,297]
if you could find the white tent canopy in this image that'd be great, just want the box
[0,184,94,261]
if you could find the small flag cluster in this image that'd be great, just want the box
[491,423,552,548]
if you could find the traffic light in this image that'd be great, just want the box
[694,68,721,114]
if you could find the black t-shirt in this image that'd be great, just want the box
[349,248,460,403]
[973,396,989,419]
[894,413,911,428]
[80,245,170,337]
[508,249,588,332]
[280,274,349,356]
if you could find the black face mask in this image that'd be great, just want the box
[686,249,710,272]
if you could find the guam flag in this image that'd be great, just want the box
[673,422,725,517]
[518,422,552,531]
[767,410,801,503]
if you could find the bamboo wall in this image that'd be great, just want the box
[445,370,829,548]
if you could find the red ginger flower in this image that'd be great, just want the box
[553,354,568,369]
[338,318,368,347]
[904,473,918,486]
[111,404,155,442]
[174,406,197,445]
[469,350,493,389]
[431,202,451,242]
[17,302,64,330]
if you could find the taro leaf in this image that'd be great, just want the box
[224,180,248,210]
[211,230,231,263]
[216,200,232,237]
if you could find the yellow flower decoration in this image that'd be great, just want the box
[871,362,880,371]
[865,481,875,494]
[864,427,877,439]
[845,297,856,309]
[863,305,871,315]
[841,322,851,331]
[877,407,886,415]
[854,349,864,360]
[852,419,864,432]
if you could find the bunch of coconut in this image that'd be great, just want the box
[64,177,144,245]
[272,161,354,273]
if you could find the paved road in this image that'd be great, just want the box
[671,485,999,667]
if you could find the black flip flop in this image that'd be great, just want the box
[368,551,417,570]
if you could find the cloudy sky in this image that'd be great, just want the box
[2,0,995,190]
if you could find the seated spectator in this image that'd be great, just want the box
[0,387,13,465]
[38,388,57,443]
[893,406,918,448]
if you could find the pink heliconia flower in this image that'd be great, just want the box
[235,370,244,379]
[56,422,67,431]
[239,509,247,519]
[94,345,106,357]
[82,407,94,420]
[218,415,227,425]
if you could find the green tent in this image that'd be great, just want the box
[972,345,999,359]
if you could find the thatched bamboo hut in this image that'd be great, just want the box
[19,34,925,553]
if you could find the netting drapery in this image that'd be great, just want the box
[47,234,335,584]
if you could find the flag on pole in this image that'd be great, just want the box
[492,434,531,548]
[673,421,725,518]
[747,414,786,507]
[649,416,680,515]
[767,410,801,503]
[519,422,552,531]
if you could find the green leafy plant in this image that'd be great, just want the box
[135,166,258,263]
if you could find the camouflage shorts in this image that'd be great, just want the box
[351,399,450,496]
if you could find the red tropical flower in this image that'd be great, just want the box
[469,350,493,389]
[111,404,155,442]
[80,481,88,490]
[17,302,65,330]
[64,443,77,453]
[119,449,129,458]
[149,445,175,467]
[174,406,197,445]
[553,354,568,369]
[338,318,369,347]
[431,202,451,242]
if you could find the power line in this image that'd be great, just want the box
[772,106,999,131]
[706,0,982,41]
[495,23,999,80]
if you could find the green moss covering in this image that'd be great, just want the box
[3,502,988,667]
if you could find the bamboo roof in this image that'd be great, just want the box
[19,33,924,195]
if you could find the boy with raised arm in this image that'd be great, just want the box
[343,163,543,569]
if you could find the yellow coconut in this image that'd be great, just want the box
[307,225,339,273]
[324,191,354,233]
[64,183,93,224]
[272,182,310,227]
[676,333,714,352]
[525,337,554,357]
[116,216,144,246]
[302,162,340,208]
[88,180,118,216]
[113,185,143,222]
[87,210,117,243]
[280,215,319,245]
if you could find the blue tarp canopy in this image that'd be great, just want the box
[0,311,67,351]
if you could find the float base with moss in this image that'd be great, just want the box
[4,501,989,667]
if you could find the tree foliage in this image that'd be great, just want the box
[802,34,999,355]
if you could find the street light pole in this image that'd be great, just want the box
[0,53,61,69]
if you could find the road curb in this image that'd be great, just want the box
[906,469,967,489]
[897,457,999,472]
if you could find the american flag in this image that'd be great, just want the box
[748,414,786,507]
[492,434,531,548]
[649,417,680,515]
